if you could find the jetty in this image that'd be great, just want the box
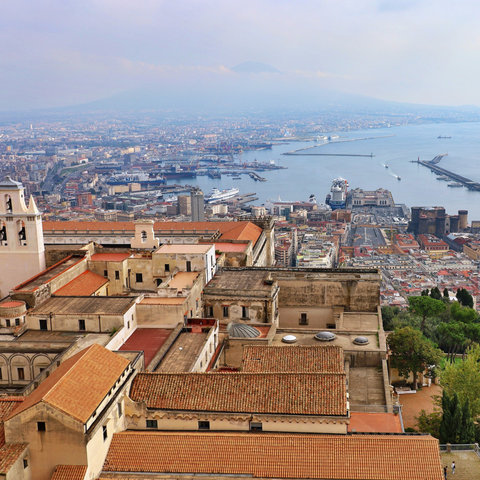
[248,172,266,181]
[415,154,480,191]
[282,153,375,157]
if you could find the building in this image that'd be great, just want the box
[409,207,467,235]
[190,187,205,222]
[417,234,450,256]
[178,195,191,216]
[3,343,142,480]
[0,177,46,298]
[350,188,394,207]
[394,233,420,252]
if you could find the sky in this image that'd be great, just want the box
[1,0,480,111]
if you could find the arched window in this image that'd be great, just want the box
[141,230,147,242]
[17,220,26,245]
[0,221,6,245]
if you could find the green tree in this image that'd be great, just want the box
[443,288,449,299]
[388,326,443,390]
[457,288,474,309]
[430,287,442,300]
[441,344,480,419]
[408,296,446,333]
[459,397,476,444]
[421,289,429,296]
[439,391,463,444]
[415,409,442,438]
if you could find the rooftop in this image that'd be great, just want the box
[155,244,213,254]
[130,372,347,416]
[50,465,88,480]
[53,270,108,296]
[102,431,443,480]
[155,332,208,372]
[119,328,173,366]
[139,297,186,305]
[30,296,137,316]
[168,272,200,290]
[90,252,131,262]
[348,412,403,433]
[242,345,344,373]
[13,256,84,291]
[7,343,129,424]
[205,269,275,294]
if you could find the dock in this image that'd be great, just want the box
[226,193,258,205]
[248,172,266,181]
[416,154,480,191]
[282,153,375,157]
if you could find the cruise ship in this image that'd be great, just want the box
[205,187,240,204]
[325,177,348,210]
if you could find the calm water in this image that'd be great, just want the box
[176,122,480,220]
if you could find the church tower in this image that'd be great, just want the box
[0,177,46,298]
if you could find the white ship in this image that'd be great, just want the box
[325,177,348,210]
[205,187,240,204]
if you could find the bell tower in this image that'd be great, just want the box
[0,177,46,298]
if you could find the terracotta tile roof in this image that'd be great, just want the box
[43,221,263,245]
[103,431,443,480]
[7,344,130,424]
[130,372,347,416]
[53,270,108,296]
[0,397,24,447]
[0,443,27,474]
[242,345,344,373]
[50,465,87,480]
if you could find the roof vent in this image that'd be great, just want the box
[353,336,370,345]
[282,335,297,344]
[227,323,260,338]
[314,331,336,342]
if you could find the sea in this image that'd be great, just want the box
[175,122,480,221]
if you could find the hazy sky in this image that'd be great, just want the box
[2,0,480,111]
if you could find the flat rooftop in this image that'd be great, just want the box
[119,328,173,366]
[31,296,137,316]
[168,272,199,290]
[205,270,274,293]
[15,330,84,343]
[90,253,131,262]
[13,256,84,291]
[342,313,380,331]
[204,242,248,253]
[155,244,213,254]
[348,412,403,433]
[140,297,186,305]
[155,332,208,372]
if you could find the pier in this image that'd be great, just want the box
[282,134,396,155]
[248,172,266,181]
[416,154,480,191]
[282,153,375,157]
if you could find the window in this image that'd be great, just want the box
[78,319,86,331]
[300,313,308,325]
[102,425,108,441]
[136,273,143,283]
[104,270,108,277]
[0,369,3,380]
[242,306,249,319]
[206,306,213,317]
[198,421,210,430]
[39,319,48,331]
[117,402,122,417]
[146,420,158,429]
[23,458,28,469]
[5,319,10,327]
[186,261,191,272]
[17,367,24,380]
[222,306,229,318]
[115,271,120,280]
[156,279,162,287]
[15,318,20,326]
[37,422,46,432]
[165,263,170,272]
[250,422,262,432]
[127,321,130,329]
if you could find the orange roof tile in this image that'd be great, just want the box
[103,431,443,480]
[50,465,87,480]
[43,221,263,245]
[7,344,129,424]
[242,345,344,373]
[0,443,27,475]
[53,270,108,296]
[130,372,347,416]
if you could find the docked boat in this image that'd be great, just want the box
[325,177,348,210]
[448,183,463,188]
[205,187,240,204]
[106,171,166,186]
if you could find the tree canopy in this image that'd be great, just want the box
[388,326,443,390]
[408,296,446,332]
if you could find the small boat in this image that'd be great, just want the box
[385,165,389,168]
[448,183,463,188]
[438,135,452,139]
[397,176,401,180]
[233,176,241,180]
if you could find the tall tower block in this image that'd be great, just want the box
[0,177,46,298]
